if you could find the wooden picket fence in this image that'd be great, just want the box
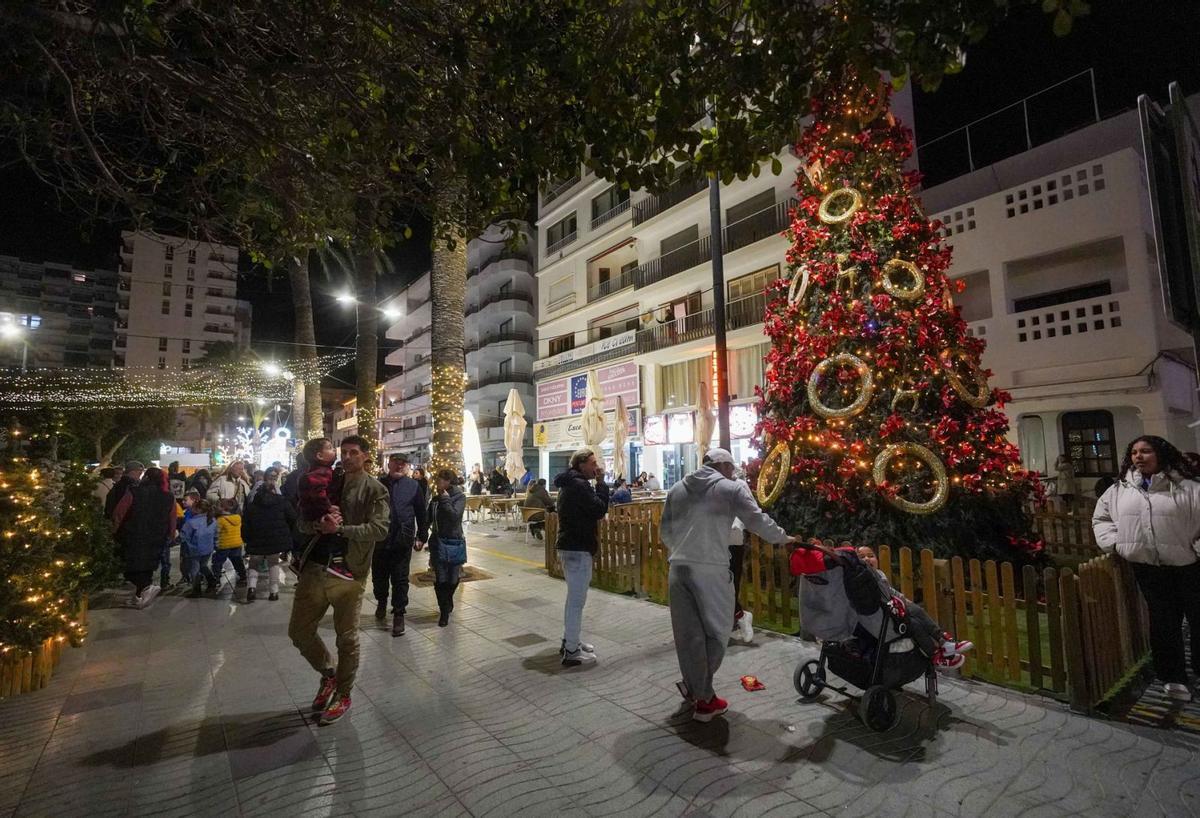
[0,597,87,700]
[544,513,1147,712]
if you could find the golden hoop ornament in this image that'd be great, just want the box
[872,443,950,515]
[787,264,811,307]
[940,349,990,408]
[818,188,864,226]
[879,258,925,301]
[806,353,875,419]
[756,441,792,508]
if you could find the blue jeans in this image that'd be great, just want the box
[184,555,215,584]
[158,543,173,585]
[212,548,246,581]
[559,550,593,652]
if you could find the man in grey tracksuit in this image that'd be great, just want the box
[660,448,794,721]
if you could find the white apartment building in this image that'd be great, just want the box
[379,224,537,468]
[116,231,251,370]
[531,91,1200,490]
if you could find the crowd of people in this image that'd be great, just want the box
[85,428,1200,726]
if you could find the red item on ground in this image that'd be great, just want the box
[740,675,765,691]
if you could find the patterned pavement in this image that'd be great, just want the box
[4,521,1200,817]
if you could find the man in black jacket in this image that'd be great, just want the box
[554,448,609,666]
[374,453,427,636]
[105,460,145,522]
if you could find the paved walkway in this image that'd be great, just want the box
[4,521,1200,818]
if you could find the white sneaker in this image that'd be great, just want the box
[1165,682,1192,701]
[738,611,754,643]
[561,647,597,667]
[138,585,161,609]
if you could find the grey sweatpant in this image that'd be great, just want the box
[669,562,735,702]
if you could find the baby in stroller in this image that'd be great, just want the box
[791,541,972,731]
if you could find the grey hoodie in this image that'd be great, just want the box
[660,465,790,567]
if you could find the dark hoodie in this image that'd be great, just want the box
[553,468,610,553]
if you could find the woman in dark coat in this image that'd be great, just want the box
[241,468,297,602]
[112,467,177,608]
[420,468,467,627]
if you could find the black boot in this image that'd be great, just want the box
[374,601,387,621]
[435,584,449,627]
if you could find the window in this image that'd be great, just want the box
[161,300,171,315]
[182,340,190,354]
[548,333,576,357]
[72,273,86,283]
[498,358,512,377]
[498,318,513,337]
[164,264,173,276]
[1018,415,1047,475]
[498,280,512,297]
[591,186,630,220]
[187,268,195,281]
[186,286,194,299]
[158,337,168,351]
[162,282,172,296]
[181,358,191,371]
[158,356,167,369]
[165,246,174,260]
[546,213,578,252]
[1061,411,1116,478]
[728,264,779,301]
[184,303,193,317]
[497,399,507,418]
[187,249,196,263]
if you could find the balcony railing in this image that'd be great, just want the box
[474,416,506,429]
[465,288,534,316]
[725,292,768,331]
[466,330,534,352]
[542,174,582,205]
[632,175,708,226]
[723,199,796,254]
[636,293,771,354]
[587,268,638,303]
[634,234,711,289]
[591,198,631,230]
[546,231,578,256]
[470,371,533,390]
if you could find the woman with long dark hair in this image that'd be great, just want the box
[420,468,467,627]
[242,467,296,602]
[112,467,178,608]
[1093,435,1200,701]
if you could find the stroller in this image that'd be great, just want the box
[790,544,937,732]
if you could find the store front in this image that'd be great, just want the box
[641,402,761,489]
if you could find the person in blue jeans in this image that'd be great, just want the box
[553,448,610,666]
[181,499,219,596]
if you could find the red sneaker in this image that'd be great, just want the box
[933,650,966,671]
[325,562,355,581]
[692,695,729,722]
[319,695,351,725]
[312,674,338,712]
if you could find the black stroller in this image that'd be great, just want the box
[790,545,937,732]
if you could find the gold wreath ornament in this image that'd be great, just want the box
[879,258,925,301]
[756,441,791,508]
[873,443,950,515]
[807,353,875,419]
[940,349,990,408]
[818,188,864,226]
[787,264,811,307]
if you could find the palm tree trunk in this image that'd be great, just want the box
[430,187,468,474]
[287,253,325,439]
[353,203,380,453]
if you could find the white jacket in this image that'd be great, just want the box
[661,466,789,567]
[207,475,250,510]
[1092,470,1200,566]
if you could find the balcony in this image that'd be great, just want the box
[542,174,582,206]
[725,292,768,331]
[469,371,533,390]
[207,270,238,283]
[466,330,534,353]
[474,415,506,429]
[591,198,632,230]
[587,268,638,303]
[636,293,770,354]
[465,288,534,316]
[632,175,708,226]
[634,234,711,289]
[546,230,578,256]
[723,199,796,254]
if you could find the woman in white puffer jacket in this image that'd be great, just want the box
[1092,435,1200,701]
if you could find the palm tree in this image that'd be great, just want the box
[183,405,215,452]
[429,188,467,474]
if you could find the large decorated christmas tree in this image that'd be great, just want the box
[752,76,1044,563]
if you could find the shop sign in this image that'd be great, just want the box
[536,360,641,420]
[533,407,641,450]
[532,329,636,373]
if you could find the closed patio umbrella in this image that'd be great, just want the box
[502,388,528,483]
[581,370,607,447]
[613,395,629,481]
[695,379,715,461]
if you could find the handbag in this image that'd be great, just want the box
[438,536,468,566]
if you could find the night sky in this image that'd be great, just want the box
[1,2,1197,377]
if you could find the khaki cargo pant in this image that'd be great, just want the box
[288,563,365,696]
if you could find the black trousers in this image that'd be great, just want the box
[372,533,414,614]
[729,544,745,617]
[1131,561,1200,685]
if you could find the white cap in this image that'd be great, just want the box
[703,447,735,465]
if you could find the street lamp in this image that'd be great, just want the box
[262,362,282,377]
[335,292,356,305]
[0,323,29,373]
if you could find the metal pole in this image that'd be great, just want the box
[708,173,731,451]
[1023,99,1032,151]
[1089,68,1100,123]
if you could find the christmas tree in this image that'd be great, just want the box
[752,76,1044,563]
